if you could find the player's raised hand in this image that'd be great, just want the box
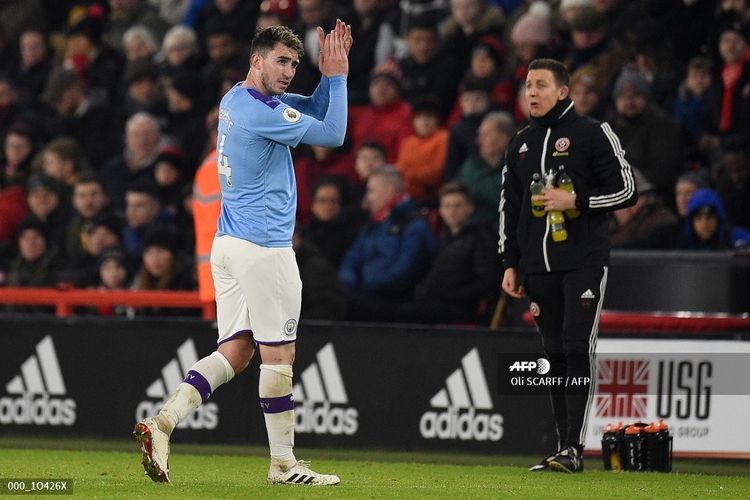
[334,19,353,55]
[319,29,348,77]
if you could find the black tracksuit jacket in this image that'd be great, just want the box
[499,98,637,276]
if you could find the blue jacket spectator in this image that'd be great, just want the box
[339,166,436,320]
[682,188,750,250]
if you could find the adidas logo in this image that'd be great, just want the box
[293,343,358,435]
[0,336,76,426]
[581,289,595,299]
[420,348,504,441]
[519,143,528,154]
[135,339,218,430]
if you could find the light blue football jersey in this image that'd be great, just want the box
[215,84,315,247]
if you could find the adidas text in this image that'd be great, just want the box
[135,400,218,430]
[0,394,76,426]
[295,401,358,435]
[419,408,503,441]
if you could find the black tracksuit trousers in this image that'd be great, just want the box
[525,266,607,452]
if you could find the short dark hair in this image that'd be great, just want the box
[75,171,105,189]
[358,141,387,159]
[528,58,570,87]
[438,181,473,202]
[251,25,303,58]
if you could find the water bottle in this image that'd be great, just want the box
[601,424,622,471]
[644,423,660,471]
[622,424,645,471]
[530,173,546,217]
[544,169,567,242]
[657,420,673,472]
[557,166,581,218]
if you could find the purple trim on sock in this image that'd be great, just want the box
[218,329,252,346]
[259,394,294,414]
[254,339,296,346]
[184,370,212,403]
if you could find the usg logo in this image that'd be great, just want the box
[293,343,358,435]
[420,348,503,441]
[509,358,550,374]
[135,339,218,430]
[0,336,76,426]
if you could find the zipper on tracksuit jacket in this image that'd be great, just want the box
[541,128,551,272]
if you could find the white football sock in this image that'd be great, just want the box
[259,364,296,466]
[158,351,235,434]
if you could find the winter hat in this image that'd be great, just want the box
[142,227,180,254]
[26,174,63,196]
[169,71,204,103]
[511,2,552,46]
[473,35,505,67]
[66,4,106,44]
[613,69,650,98]
[17,217,48,238]
[154,146,187,174]
[97,246,128,269]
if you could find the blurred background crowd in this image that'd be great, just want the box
[0,0,748,322]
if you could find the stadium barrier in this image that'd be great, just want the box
[0,316,748,459]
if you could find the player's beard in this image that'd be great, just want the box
[262,73,286,96]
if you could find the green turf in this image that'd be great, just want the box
[0,437,748,499]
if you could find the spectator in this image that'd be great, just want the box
[24,174,70,253]
[65,173,111,264]
[509,1,554,93]
[673,56,719,168]
[101,112,166,209]
[119,59,164,124]
[294,144,356,223]
[41,137,87,190]
[196,0,259,48]
[200,17,249,104]
[14,26,53,107]
[63,5,124,103]
[674,188,750,250]
[59,212,124,287]
[351,140,388,208]
[153,146,189,217]
[122,25,160,63]
[105,0,169,51]
[347,0,397,104]
[394,17,459,117]
[158,25,204,79]
[131,227,195,315]
[441,0,505,76]
[674,170,710,220]
[0,77,22,139]
[610,69,685,208]
[163,71,207,168]
[609,169,678,248]
[456,111,513,224]
[716,144,750,228]
[42,68,116,167]
[564,5,625,91]
[406,182,500,323]
[714,18,750,147]
[570,65,605,119]
[468,35,514,113]
[396,98,449,204]
[93,246,131,316]
[350,69,413,163]
[5,217,61,293]
[302,176,361,268]
[292,229,348,321]
[0,122,35,254]
[122,179,174,263]
[443,76,492,181]
[339,166,437,320]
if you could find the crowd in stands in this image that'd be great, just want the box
[1,0,749,322]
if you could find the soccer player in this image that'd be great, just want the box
[134,22,351,485]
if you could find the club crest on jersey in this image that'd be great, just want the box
[283,107,301,123]
[553,137,570,157]
[529,302,540,317]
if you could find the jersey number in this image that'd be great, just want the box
[218,134,232,187]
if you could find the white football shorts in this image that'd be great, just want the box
[210,234,301,345]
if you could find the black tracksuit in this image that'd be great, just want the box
[499,97,637,452]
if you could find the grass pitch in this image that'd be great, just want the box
[0,437,748,499]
